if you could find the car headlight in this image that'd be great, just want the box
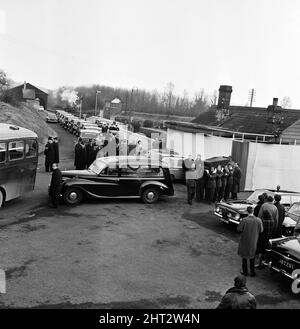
[234,213,240,221]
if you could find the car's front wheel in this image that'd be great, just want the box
[63,187,83,205]
[141,187,160,204]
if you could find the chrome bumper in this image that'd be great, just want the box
[262,260,294,280]
[214,211,239,225]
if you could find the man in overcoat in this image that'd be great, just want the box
[49,163,62,208]
[74,138,87,170]
[258,195,279,234]
[237,206,263,276]
[224,165,233,201]
[183,155,197,205]
[205,167,217,204]
[86,139,95,168]
[273,194,285,238]
[44,137,55,172]
[231,163,241,200]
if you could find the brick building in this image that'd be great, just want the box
[7,82,48,110]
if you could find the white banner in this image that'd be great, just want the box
[245,142,300,192]
[167,129,232,159]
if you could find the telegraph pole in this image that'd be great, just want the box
[94,90,101,116]
[248,88,256,107]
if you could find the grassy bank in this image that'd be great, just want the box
[0,101,57,152]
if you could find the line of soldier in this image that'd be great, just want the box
[183,155,242,205]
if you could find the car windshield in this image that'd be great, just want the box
[88,160,107,175]
[247,190,273,203]
[288,203,300,217]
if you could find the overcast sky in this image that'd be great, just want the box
[1,0,300,107]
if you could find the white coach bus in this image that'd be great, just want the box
[0,123,38,208]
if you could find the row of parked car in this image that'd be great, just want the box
[214,189,300,284]
[49,110,124,147]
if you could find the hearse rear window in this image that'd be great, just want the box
[0,142,6,163]
[120,166,163,177]
[9,141,24,161]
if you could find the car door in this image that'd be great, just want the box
[118,166,142,196]
[91,166,120,197]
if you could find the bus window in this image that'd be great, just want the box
[8,141,24,161]
[26,140,37,158]
[0,143,6,163]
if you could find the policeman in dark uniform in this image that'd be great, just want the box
[49,163,62,208]
[44,137,55,172]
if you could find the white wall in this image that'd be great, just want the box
[204,135,232,159]
[244,142,300,191]
[167,128,232,159]
[167,129,204,157]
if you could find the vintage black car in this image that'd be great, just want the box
[282,202,300,236]
[60,156,174,205]
[214,189,300,227]
[263,236,300,280]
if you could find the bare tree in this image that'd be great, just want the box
[163,82,176,113]
[280,96,292,109]
[0,69,9,92]
[210,90,218,106]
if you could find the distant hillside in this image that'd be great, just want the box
[0,101,57,152]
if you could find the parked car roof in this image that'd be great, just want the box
[47,112,57,118]
[88,156,164,175]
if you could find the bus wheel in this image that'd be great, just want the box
[0,190,3,208]
[63,187,83,205]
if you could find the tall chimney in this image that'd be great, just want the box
[273,98,278,106]
[217,85,232,110]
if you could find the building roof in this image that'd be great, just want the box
[8,82,49,95]
[0,123,38,140]
[191,105,300,135]
[111,97,121,104]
